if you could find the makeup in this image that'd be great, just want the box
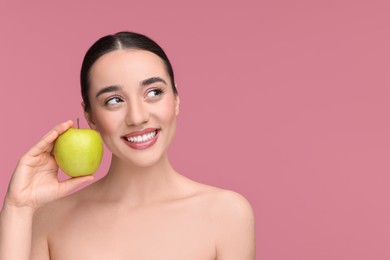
[122,128,160,150]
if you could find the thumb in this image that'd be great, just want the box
[58,175,94,197]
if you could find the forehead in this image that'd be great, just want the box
[89,49,169,86]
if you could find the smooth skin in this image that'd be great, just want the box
[0,121,94,260]
[0,50,255,260]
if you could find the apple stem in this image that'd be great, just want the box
[77,118,80,129]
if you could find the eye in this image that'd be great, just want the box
[146,88,164,97]
[104,96,123,106]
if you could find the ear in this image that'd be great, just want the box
[81,102,98,130]
[174,95,180,116]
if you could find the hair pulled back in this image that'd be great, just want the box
[80,31,177,112]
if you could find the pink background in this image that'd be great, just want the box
[1,0,390,259]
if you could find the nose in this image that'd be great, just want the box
[125,99,149,126]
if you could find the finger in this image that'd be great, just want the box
[26,120,74,157]
[57,175,95,197]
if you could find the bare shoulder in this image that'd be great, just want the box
[192,182,254,219]
[31,185,91,258]
[33,183,95,230]
[191,184,256,259]
[177,177,255,229]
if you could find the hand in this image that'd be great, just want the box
[4,120,94,210]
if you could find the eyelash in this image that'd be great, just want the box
[147,88,164,97]
[104,96,123,106]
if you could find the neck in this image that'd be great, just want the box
[97,153,180,205]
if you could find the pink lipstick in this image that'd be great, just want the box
[122,128,160,150]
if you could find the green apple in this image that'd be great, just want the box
[54,125,103,177]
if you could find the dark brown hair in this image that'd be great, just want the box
[80,31,177,112]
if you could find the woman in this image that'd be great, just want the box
[0,31,255,259]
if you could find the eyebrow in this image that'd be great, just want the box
[95,85,121,98]
[141,77,167,87]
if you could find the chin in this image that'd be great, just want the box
[124,151,168,169]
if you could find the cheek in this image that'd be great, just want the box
[165,94,179,116]
[93,110,122,135]
[92,111,124,154]
[158,101,177,124]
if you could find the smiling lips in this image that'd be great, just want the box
[122,128,159,150]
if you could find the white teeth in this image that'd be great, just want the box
[126,130,157,143]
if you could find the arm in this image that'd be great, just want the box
[0,121,93,260]
[0,205,35,260]
[215,191,256,260]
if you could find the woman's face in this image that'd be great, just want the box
[85,49,179,167]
